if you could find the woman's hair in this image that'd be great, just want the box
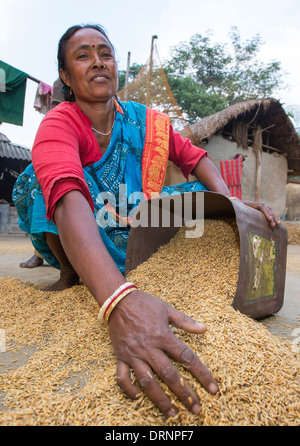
[57,24,115,101]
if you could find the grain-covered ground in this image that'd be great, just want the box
[284,221,300,245]
[0,219,299,426]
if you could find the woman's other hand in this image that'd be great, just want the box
[241,200,281,228]
[108,291,218,419]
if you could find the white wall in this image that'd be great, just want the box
[286,183,300,220]
[204,135,288,217]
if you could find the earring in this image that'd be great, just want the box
[67,84,72,96]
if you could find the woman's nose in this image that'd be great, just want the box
[92,54,105,69]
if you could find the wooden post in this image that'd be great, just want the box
[146,35,158,107]
[124,52,131,102]
[255,148,262,202]
[253,125,263,202]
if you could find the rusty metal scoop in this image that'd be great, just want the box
[125,191,287,319]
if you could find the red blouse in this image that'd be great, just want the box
[32,101,206,221]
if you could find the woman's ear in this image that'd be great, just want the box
[59,68,70,87]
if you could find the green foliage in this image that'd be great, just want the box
[118,63,144,91]
[165,75,227,124]
[165,27,285,122]
[118,27,285,123]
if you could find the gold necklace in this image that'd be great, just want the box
[92,111,115,136]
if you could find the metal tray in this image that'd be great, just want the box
[125,191,287,319]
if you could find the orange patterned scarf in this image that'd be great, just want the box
[142,107,170,199]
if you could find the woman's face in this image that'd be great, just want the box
[60,28,119,104]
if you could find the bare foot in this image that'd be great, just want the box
[43,270,80,292]
[20,255,44,268]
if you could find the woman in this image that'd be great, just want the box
[13,24,279,419]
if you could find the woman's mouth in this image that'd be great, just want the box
[90,74,109,82]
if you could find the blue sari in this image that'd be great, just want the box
[12,101,207,274]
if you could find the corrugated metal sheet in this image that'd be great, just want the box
[0,133,31,161]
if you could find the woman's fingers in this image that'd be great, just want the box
[242,200,281,227]
[118,358,177,419]
[116,325,218,417]
[150,349,203,415]
[260,205,280,227]
[110,294,218,418]
[168,305,207,334]
[118,343,216,418]
[255,203,278,227]
[167,338,218,394]
[167,306,219,393]
[116,360,140,400]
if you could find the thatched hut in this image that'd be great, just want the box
[165,98,300,218]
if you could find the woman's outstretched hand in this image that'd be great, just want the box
[108,290,218,419]
[242,200,281,228]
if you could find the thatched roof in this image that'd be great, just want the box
[181,98,300,175]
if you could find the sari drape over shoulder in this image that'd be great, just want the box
[12,100,207,273]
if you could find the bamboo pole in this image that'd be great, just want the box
[124,52,131,102]
[146,35,158,107]
[255,148,262,202]
[27,75,40,84]
[253,125,263,202]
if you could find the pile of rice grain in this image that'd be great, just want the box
[0,218,299,426]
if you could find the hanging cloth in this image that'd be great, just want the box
[220,157,243,199]
[34,81,53,114]
[0,60,28,126]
